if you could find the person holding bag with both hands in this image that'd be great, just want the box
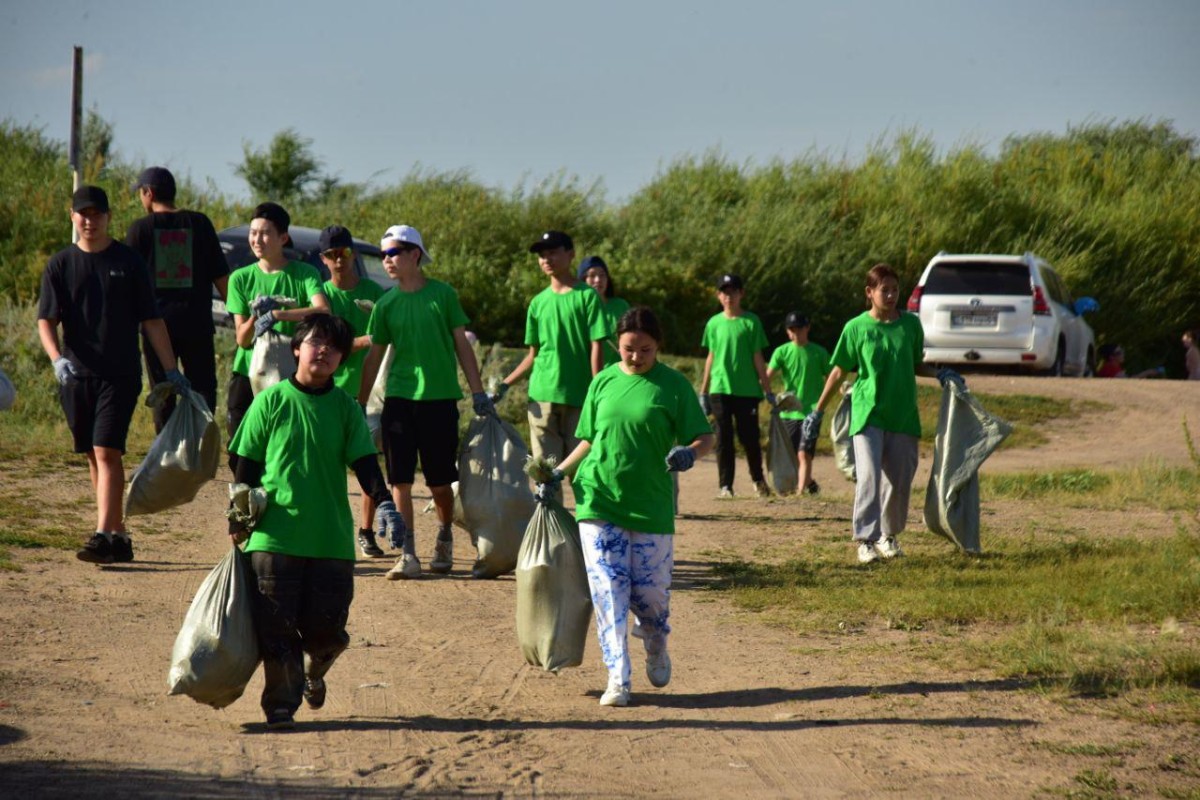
[537,307,714,707]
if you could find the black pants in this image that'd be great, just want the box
[249,552,354,716]
[226,373,254,474]
[143,332,218,433]
[711,393,765,489]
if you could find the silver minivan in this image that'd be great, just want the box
[907,252,1098,376]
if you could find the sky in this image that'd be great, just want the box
[1,0,1198,203]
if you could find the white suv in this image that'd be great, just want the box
[907,252,1098,376]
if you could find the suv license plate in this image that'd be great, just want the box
[952,312,997,327]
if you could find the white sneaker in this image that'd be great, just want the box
[857,543,879,564]
[875,537,903,559]
[387,552,421,580]
[646,649,672,688]
[716,486,734,499]
[430,537,453,574]
[599,678,630,707]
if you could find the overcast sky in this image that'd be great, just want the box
[1,0,1197,202]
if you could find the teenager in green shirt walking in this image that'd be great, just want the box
[358,225,492,580]
[579,255,630,368]
[541,306,713,707]
[807,264,963,564]
[767,311,831,495]
[699,273,776,499]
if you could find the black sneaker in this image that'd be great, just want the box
[265,708,295,730]
[111,534,134,563]
[358,529,385,558]
[804,480,821,496]
[303,677,326,710]
[76,533,114,565]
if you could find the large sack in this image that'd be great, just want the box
[458,415,536,578]
[125,385,221,517]
[766,392,801,495]
[923,382,1012,554]
[516,498,592,672]
[830,384,856,482]
[167,547,260,709]
[365,346,394,450]
[249,331,296,396]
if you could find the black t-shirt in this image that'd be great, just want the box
[37,241,160,379]
[125,209,228,335]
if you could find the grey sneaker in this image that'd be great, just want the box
[76,532,113,565]
[430,536,453,574]
[875,537,903,559]
[358,529,385,558]
[387,552,421,580]
[599,678,630,707]
[857,543,880,564]
[646,649,672,688]
[716,486,734,499]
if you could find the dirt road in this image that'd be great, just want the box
[0,376,1196,798]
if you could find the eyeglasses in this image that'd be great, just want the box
[382,245,416,259]
[321,247,350,260]
[301,338,334,352]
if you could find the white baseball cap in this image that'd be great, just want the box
[380,224,432,266]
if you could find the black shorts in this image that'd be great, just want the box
[226,373,254,440]
[783,418,815,456]
[60,376,141,453]
[381,397,460,487]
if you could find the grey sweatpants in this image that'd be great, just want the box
[851,426,919,543]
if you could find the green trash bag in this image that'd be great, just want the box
[167,547,260,709]
[125,385,221,517]
[766,392,801,495]
[830,384,856,482]
[515,498,592,672]
[924,382,1013,554]
[458,414,535,578]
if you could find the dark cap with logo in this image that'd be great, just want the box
[716,273,744,291]
[784,311,810,329]
[529,230,574,253]
[71,185,109,213]
[318,225,353,252]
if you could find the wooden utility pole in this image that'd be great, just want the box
[68,46,83,243]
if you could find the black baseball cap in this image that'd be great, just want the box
[252,202,291,234]
[318,225,353,251]
[132,166,176,199]
[784,311,810,329]
[529,230,574,253]
[71,185,109,213]
[716,273,744,291]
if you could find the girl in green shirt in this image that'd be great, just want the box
[549,307,714,707]
[578,255,630,367]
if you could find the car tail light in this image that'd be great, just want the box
[1032,285,1051,316]
[906,286,923,312]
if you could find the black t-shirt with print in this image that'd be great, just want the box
[126,209,228,335]
[37,241,160,379]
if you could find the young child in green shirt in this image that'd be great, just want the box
[699,273,775,499]
[316,225,388,559]
[767,311,831,495]
[543,306,714,707]
[228,312,402,730]
[807,264,963,564]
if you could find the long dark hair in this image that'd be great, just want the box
[617,306,663,344]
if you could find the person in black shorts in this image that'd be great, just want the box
[37,186,189,565]
[126,167,229,430]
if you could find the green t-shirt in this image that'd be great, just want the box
[323,278,387,397]
[230,379,377,560]
[225,260,324,376]
[599,296,631,366]
[574,362,713,535]
[701,311,768,398]
[525,283,610,407]
[830,311,924,438]
[768,341,832,418]
[366,278,469,401]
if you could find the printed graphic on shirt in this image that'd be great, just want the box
[154,228,194,289]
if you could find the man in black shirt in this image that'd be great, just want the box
[37,185,189,565]
[126,166,229,430]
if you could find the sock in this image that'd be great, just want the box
[110,531,130,541]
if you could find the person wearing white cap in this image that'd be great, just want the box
[358,225,492,580]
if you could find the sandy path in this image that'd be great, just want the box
[0,377,1196,797]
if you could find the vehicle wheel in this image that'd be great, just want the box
[1045,338,1066,377]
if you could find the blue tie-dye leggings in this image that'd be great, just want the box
[578,520,674,690]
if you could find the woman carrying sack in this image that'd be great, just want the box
[542,307,713,707]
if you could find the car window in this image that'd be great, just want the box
[922,262,1030,295]
[359,250,389,288]
[1042,267,1073,307]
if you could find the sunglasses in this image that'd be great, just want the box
[381,245,417,259]
[321,247,350,260]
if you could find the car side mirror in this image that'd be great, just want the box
[1074,297,1099,315]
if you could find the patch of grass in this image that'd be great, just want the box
[1072,769,1120,796]
[1032,740,1142,758]
[982,462,1200,511]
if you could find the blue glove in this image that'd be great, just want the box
[52,356,78,386]
[765,392,778,408]
[665,445,696,472]
[488,382,510,404]
[253,310,277,339]
[472,391,495,417]
[250,295,279,316]
[801,410,824,449]
[375,500,407,550]
[700,393,712,416]
[534,469,564,506]
[937,367,966,391]
[165,369,191,394]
